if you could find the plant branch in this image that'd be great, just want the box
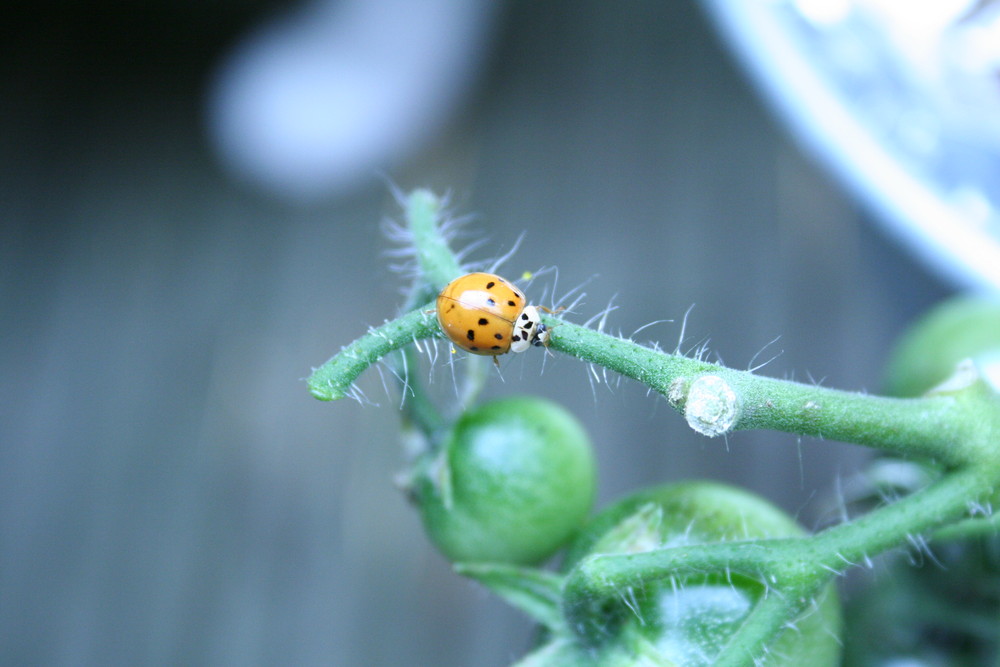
[561,463,998,659]
[308,305,438,401]
[305,189,1000,664]
[545,317,985,466]
[406,189,464,289]
[714,589,807,667]
[311,302,991,471]
[808,464,996,568]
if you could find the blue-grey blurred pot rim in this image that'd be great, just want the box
[701,1,1000,293]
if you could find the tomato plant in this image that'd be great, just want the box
[540,482,840,666]
[839,294,1000,665]
[309,190,1000,666]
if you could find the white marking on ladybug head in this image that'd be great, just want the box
[510,305,543,353]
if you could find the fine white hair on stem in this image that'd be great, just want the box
[967,498,994,517]
[818,563,843,576]
[424,337,440,377]
[747,335,784,372]
[485,231,526,274]
[553,274,597,313]
[380,174,408,208]
[445,348,461,399]
[396,351,411,410]
[381,188,486,278]
[345,381,377,407]
[373,362,392,404]
[687,337,712,362]
[674,303,697,354]
[906,532,945,569]
[454,237,492,265]
[380,215,412,249]
[586,362,600,402]
[835,552,858,567]
[830,473,851,526]
[805,369,827,387]
[438,212,479,247]
[539,264,560,306]
[560,289,589,316]
[583,295,618,331]
[620,587,645,625]
[380,217,419,279]
[376,356,409,409]
[630,319,673,340]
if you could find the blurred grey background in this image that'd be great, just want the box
[1,1,950,665]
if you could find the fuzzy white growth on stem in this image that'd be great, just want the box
[684,375,741,437]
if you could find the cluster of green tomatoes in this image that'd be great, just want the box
[318,244,1000,666]
[409,274,1000,665]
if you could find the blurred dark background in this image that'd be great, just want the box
[1,1,949,665]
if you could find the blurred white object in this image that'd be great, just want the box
[703,0,1000,291]
[207,0,497,201]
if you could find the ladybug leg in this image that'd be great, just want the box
[532,322,558,350]
[492,356,501,369]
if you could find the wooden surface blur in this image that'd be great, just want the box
[1,2,949,665]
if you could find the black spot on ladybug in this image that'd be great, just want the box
[494,333,503,340]
[470,346,479,351]
[478,318,489,325]
[512,334,522,342]
[508,300,516,306]
[487,298,496,306]
[521,313,529,320]
[486,281,495,289]
[466,329,475,341]
[491,345,501,350]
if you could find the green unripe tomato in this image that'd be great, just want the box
[553,482,841,666]
[883,295,1000,397]
[416,396,596,565]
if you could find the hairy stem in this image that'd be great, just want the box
[808,464,996,568]
[311,304,989,471]
[714,590,807,667]
[563,463,998,659]
[308,305,438,401]
[308,189,1000,664]
[545,317,982,467]
[407,188,464,289]
[391,348,447,441]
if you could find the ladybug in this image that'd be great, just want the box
[436,272,549,359]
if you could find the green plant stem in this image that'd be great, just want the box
[563,466,995,601]
[714,590,807,667]
[312,306,993,470]
[308,305,438,401]
[566,541,780,602]
[562,463,999,661]
[309,189,1000,664]
[933,510,1000,542]
[545,317,982,467]
[391,348,447,441]
[398,189,491,426]
[807,465,994,568]
[454,563,567,634]
[407,188,464,289]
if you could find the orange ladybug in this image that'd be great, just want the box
[436,272,549,358]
